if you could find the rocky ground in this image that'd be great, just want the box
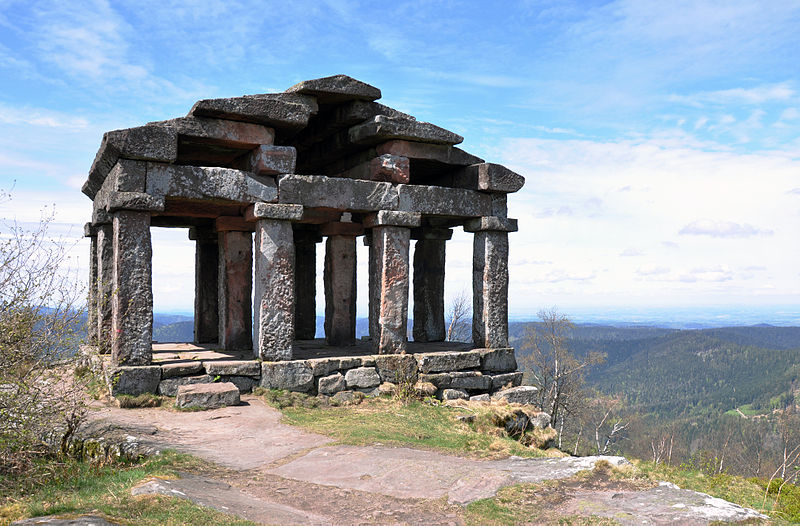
[65,396,766,525]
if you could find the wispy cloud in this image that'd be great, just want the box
[0,103,89,129]
[620,248,644,257]
[679,219,773,238]
[670,82,796,107]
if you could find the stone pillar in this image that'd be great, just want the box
[96,223,114,352]
[190,227,219,344]
[293,228,321,340]
[321,221,362,347]
[84,224,98,345]
[365,211,421,354]
[412,228,452,342]
[465,217,518,348]
[249,203,303,360]
[217,221,253,351]
[111,210,153,366]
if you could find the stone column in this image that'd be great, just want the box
[365,211,421,354]
[111,210,153,366]
[217,219,253,351]
[293,228,322,340]
[249,203,303,360]
[412,228,452,342]
[321,221,362,346]
[96,223,114,352]
[190,227,219,344]
[465,217,518,348]
[84,224,98,345]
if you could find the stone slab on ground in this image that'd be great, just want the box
[158,374,214,397]
[176,382,240,409]
[131,474,329,525]
[494,385,539,405]
[11,515,122,525]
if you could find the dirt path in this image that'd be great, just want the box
[85,396,767,525]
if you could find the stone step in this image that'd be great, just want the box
[176,382,240,410]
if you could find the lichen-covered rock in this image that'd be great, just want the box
[260,361,314,392]
[374,354,418,383]
[344,367,381,388]
[449,372,491,390]
[176,382,240,410]
[108,366,160,396]
[318,372,346,395]
[478,348,517,373]
[377,382,396,396]
[494,385,539,405]
[204,360,261,377]
[416,350,481,373]
[160,360,204,379]
[489,371,523,391]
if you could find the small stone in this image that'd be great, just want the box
[344,367,381,389]
[158,374,214,397]
[11,515,122,526]
[260,361,314,392]
[377,381,396,396]
[176,382,240,409]
[413,381,437,397]
[204,360,261,377]
[108,366,161,396]
[318,372,346,395]
[456,414,476,423]
[441,388,469,400]
[106,191,165,212]
[494,385,539,405]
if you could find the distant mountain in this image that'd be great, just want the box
[153,321,194,343]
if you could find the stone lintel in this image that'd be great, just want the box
[397,184,491,217]
[349,115,463,146]
[278,174,398,212]
[242,145,297,175]
[146,163,277,204]
[410,227,453,240]
[107,192,165,213]
[335,154,410,184]
[300,207,343,225]
[293,226,323,243]
[285,74,381,104]
[245,203,304,222]
[150,116,275,147]
[320,221,364,237]
[440,163,525,194]
[464,217,518,232]
[109,159,147,192]
[190,93,318,131]
[376,139,483,165]
[216,216,253,232]
[363,210,422,228]
[84,125,178,199]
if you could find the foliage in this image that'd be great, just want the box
[0,196,87,475]
[117,393,162,408]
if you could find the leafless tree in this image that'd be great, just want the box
[445,289,471,342]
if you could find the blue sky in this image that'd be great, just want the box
[1,1,799,320]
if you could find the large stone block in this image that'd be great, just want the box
[176,382,240,409]
[349,115,463,146]
[449,372,491,390]
[204,360,261,377]
[489,372,523,391]
[146,163,277,203]
[278,175,398,212]
[439,163,525,193]
[344,367,381,389]
[217,375,257,393]
[363,210,421,228]
[472,231,509,348]
[260,361,314,392]
[106,192,165,212]
[396,184,491,217]
[243,145,297,175]
[160,361,204,379]
[494,385,539,405]
[335,154,409,183]
[416,350,481,373]
[464,217,518,233]
[108,159,146,192]
[108,366,161,396]
[318,372,346,395]
[479,348,517,373]
[253,219,295,360]
[374,354,418,383]
[285,74,381,104]
[193,233,219,344]
[294,233,318,340]
[96,224,114,348]
[376,140,482,166]
[190,93,318,131]
[158,374,214,396]
[152,116,275,146]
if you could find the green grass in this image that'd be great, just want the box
[270,393,554,459]
[0,452,256,526]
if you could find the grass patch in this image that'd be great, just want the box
[116,393,162,409]
[0,451,255,525]
[264,392,553,459]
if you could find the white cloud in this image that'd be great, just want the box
[670,82,796,106]
[0,103,89,129]
[636,265,670,276]
[620,248,643,257]
[678,219,773,238]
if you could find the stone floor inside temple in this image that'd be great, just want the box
[151,339,473,364]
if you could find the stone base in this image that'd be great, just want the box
[176,382,240,409]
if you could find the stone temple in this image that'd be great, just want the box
[82,75,525,398]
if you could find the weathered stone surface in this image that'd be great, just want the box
[418,373,452,389]
[204,360,261,377]
[349,116,463,146]
[489,372,524,391]
[108,366,161,396]
[414,381,437,397]
[363,210,421,228]
[158,374,214,396]
[371,226,410,354]
[11,515,122,526]
[294,233,317,340]
[376,140,482,166]
[440,163,525,193]
[491,194,507,218]
[412,238,446,342]
[324,236,357,346]
[243,145,296,175]
[193,233,219,344]
[106,192,165,212]
[494,385,539,405]
[397,184,491,217]
[190,93,318,131]
[218,231,253,351]
[146,163,277,203]
[176,382,240,409]
[307,356,375,376]
[330,390,360,405]
[463,217,518,233]
[109,159,146,192]
[218,375,257,393]
[441,388,469,400]
[84,125,178,199]
[160,360,204,378]
[260,361,313,392]
[318,372,346,395]
[95,224,113,348]
[449,372,491,391]
[416,350,481,373]
[153,115,275,146]
[344,367,381,389]
[472,231,509,348]
[374,354,418,383]
[470,393,491,402]
[377,382,396,396]
[253,219,295,360]
[286,74,381,104]
[479,348,517,373]
[246,203,303,222]
[336,154,409,184]
[278,175,398,212]
[111,211,153,366]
